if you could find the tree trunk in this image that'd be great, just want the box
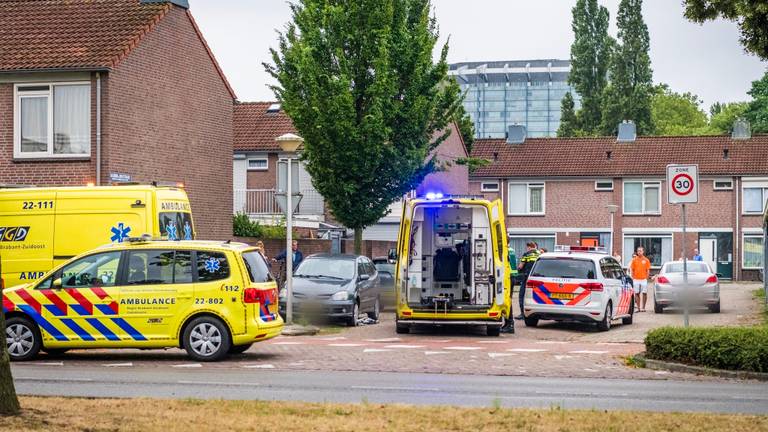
[0,266,21,415]
[354,227,363,255]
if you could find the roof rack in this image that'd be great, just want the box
[554,245,608,254]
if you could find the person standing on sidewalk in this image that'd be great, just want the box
[515,242,541,320]
[500,246,518,333]
[629,246,651,312]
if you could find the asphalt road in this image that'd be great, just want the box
[12,364,768,415]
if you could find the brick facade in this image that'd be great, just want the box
[245,154,279,189]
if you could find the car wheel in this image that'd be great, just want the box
[622,299,634,325]
[597,303,612,332]
[347,301,360,327]
[228,343,253,355]
[395,321,410,334]
[654,300,664,314]
[183,316,231,362]
[708,302,721,313]
[5,316,42,361]
[523,316,539,327]
[486,325,501,336]
[367,297,380,321]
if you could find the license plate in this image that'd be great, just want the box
[550,293,575,300]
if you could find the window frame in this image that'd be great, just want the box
[741,183,768,215]
[247,157,269,171]
[713,178,733,191]
[13,82,92,159]
[594,180,614,192]
[480,181,500,192]
[124,249,193,286]
[622,180,662,215]
[507,181,546,216]
[741,234,764,270]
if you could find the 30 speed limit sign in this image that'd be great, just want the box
[667,164,699,204]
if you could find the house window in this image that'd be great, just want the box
[623,181,661,215]
[508,182,545,215]
[623,235,672,268]
[507,235,555,257]
[742,235,764,269]
[14,83,91,158]
[713,179,733,190]
[481,182,499,192]
[247,157,269,171]
[742,185,768,214]
[595,180,614,191]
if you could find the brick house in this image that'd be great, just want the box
[470,128,768,280]
[233,101,469,240]
[0,0,235,239]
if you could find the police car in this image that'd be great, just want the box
[3,238,283,361]
[522,246,634,331]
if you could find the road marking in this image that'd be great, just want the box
[365,338,401,342]
[241,364,275,369]
[384,344,424,349]
[488,352,516,358]
[328,343,365,347]
[654,371,670,375]
[569,350,609,354]
[272,341,304,345]
[172,363,202,368]
[476,340,507,344]
[363,348,393,353]
[288,362,306,366]
[506,348,546,353]
[424,351,450,355]
[177,380,257,387]
[25,362,63,366]
[583,368,599,372]
[102,362,133,367]
[535,341,569,344]
[554,355,575,360]
[351,385,441,392]
[429,339,453,343]
[443,346,484,351]
[318,336,346,341]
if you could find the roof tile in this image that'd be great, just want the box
[234,102,296,152]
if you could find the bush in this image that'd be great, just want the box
[645,326,768,373]
[233,213,289,239]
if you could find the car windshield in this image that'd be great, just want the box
[530,258,597,280]
[664,262,710,273]
[159,212,194,240]
[294,257,355,280]
[375,263,395,274]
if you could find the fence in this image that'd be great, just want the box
[234,189,325,216]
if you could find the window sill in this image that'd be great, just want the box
[622,213,662,217]
[507,213,546,217]
[14,156,91,163]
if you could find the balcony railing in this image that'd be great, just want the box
[234,189,324,216]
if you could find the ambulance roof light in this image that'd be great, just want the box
[425,192,444,200]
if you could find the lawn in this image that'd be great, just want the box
[3,397,768,432]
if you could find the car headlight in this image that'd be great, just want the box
[279,288,287,298]
[331,291,350,301]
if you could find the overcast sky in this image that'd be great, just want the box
[191,0,767,111]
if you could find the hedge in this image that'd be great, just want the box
[645,326,768,373]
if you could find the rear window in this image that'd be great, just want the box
[241,251,273,283]
[530,258,597,280]
[159,212,194,240]
[664,262,710,273]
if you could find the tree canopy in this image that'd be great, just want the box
[683,0,768,60]
[651,84,714,135]
[709,101,749,133]
[266,0,461,252]
[744,70,768,133]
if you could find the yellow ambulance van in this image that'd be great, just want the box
[394,194,511,336]
[0,184,194,288]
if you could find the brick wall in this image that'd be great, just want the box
[102,6,233,240]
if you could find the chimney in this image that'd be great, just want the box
[506,124,526,144]
[140,0,189,8]
[731,119,751,140]
[616,120,636,142]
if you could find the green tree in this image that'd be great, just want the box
[683,0,768,60]
[651,84,714,135]
[0,257,21,415]
[601,0,654,135]
[568,0,612,134]
[266,0,461,253]
[557,91,580,137]
[453,101,475,151]
[709,101,749,133]
[744,70,768,133]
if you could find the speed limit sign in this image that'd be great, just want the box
[667,164,698,204]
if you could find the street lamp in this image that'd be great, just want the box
[606,204,619,256]
[276,133,303,325]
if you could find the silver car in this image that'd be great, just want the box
[654,261,720,313]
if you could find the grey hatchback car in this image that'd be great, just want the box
[278,254,381,326]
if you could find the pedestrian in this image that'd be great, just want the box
[692,249,703,261]
[613,251,623,267]
[255,240,269,261]
[515,242,541,320]
[274,240,304,269]
[500,246,518,333]
[629,246,651,312]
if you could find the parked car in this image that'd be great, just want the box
[372,257,395,310]
[279,254,381,326]
[654,261,721,313]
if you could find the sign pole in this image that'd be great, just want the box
[286,156,294,325]
[682,203,689,328]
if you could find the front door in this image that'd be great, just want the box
[700,238,717,274]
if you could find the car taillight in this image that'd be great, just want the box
[526,279,543,288]
[579,282,604,291]
[243,287,276,304]
[706,275,718,284]
[656,276,670,284]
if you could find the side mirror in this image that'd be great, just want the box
[52,278,62,289]
[359,273,370,281]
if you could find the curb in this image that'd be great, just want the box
[281,324,320,336]
[635,353,768,382]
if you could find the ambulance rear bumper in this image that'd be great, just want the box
[396,319,503,327]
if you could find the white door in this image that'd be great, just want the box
[699,238,717,274]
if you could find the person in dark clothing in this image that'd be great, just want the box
[274,240,304,269]
[515,242,541,320]
[500,245,519,333]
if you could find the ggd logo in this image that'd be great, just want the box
[0,226,30,242]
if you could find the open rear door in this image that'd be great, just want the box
[490,199,508,307]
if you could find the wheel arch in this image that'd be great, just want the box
[177,311,233,349]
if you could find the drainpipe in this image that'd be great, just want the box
[96,72,102,186]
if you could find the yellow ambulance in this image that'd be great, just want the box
[394,194,511,336]
[0,184,194,288]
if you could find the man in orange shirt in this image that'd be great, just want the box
[629,246,652,312]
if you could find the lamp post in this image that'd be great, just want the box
[606,204,619,256]
[276,133,303,325]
